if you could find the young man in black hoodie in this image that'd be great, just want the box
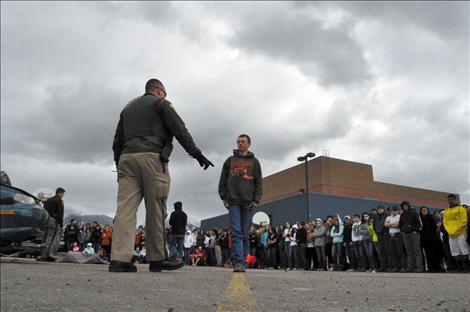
[218,134,263,272]
[169,201,187,259]
[399,201,424,272]
[296,221,308,270]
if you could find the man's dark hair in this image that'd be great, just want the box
[238,134,251,144]
[447,194,457,200]
[56,187,65,194]
[400,200,410,209]
[145,79,166,94]
[174,201,182,210]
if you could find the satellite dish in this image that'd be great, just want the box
[252,211,270,226]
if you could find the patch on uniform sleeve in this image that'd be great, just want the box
[158,98,175,111]
[166,101,175,111]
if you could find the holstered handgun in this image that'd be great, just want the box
[160,140,173,163]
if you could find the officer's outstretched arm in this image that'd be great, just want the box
[157,99,214,170]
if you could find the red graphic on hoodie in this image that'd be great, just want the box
[230,160,254,180]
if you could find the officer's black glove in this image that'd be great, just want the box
[195,154,214,170]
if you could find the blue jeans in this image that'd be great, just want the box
[388,234,406,271]
[229,205,252,268]
[353,241,367,270]
[363,239,376,270]
[169,235,184,258]
[289,245,299,269]
[402,232,423,272]
[374,235,389,271]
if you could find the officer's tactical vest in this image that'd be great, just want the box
[123,94,162,141]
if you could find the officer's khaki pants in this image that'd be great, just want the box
[111,153,170,262]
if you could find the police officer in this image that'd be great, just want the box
[109,79,214,273]
[39,187,65,262]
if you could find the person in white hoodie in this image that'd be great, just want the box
[351,214,366,272]
[183,230,194,265]
[288,225,299,270]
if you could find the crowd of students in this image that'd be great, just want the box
[60,195,469,274]
[176,197,470,273]
[61,219,113,261]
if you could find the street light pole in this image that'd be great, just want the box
[297,152,315,221]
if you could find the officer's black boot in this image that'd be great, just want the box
[108,261,137,272]
[149,258,184,272]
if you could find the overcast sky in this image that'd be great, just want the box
[1,2,469,225]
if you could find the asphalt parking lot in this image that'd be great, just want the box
[1,258,469,312]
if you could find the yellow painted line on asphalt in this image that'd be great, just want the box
[216,273,258,312]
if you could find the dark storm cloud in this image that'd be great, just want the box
[2,80,124,164]
[228,9,372,87]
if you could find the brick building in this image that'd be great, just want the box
[262,156,450,208]
[201,156,456,229]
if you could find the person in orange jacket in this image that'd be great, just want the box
[101,225,113,258]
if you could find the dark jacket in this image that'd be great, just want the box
[268,233,278,248]
[399,209,421,234]
[420,214,438,245]
[373,212,389,235]
[343,223,353,243]
[43,195,64,227]
[169,209,187,235]
[112,94,201,166]
[218,150,263,205]
[296,227,307,244]
[91,227,102,244]
[64,224,79,242]
[219,235,229,249]
[249,233,258,248]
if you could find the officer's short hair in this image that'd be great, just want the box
[145,79,166,94]
[238,134,251,144]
